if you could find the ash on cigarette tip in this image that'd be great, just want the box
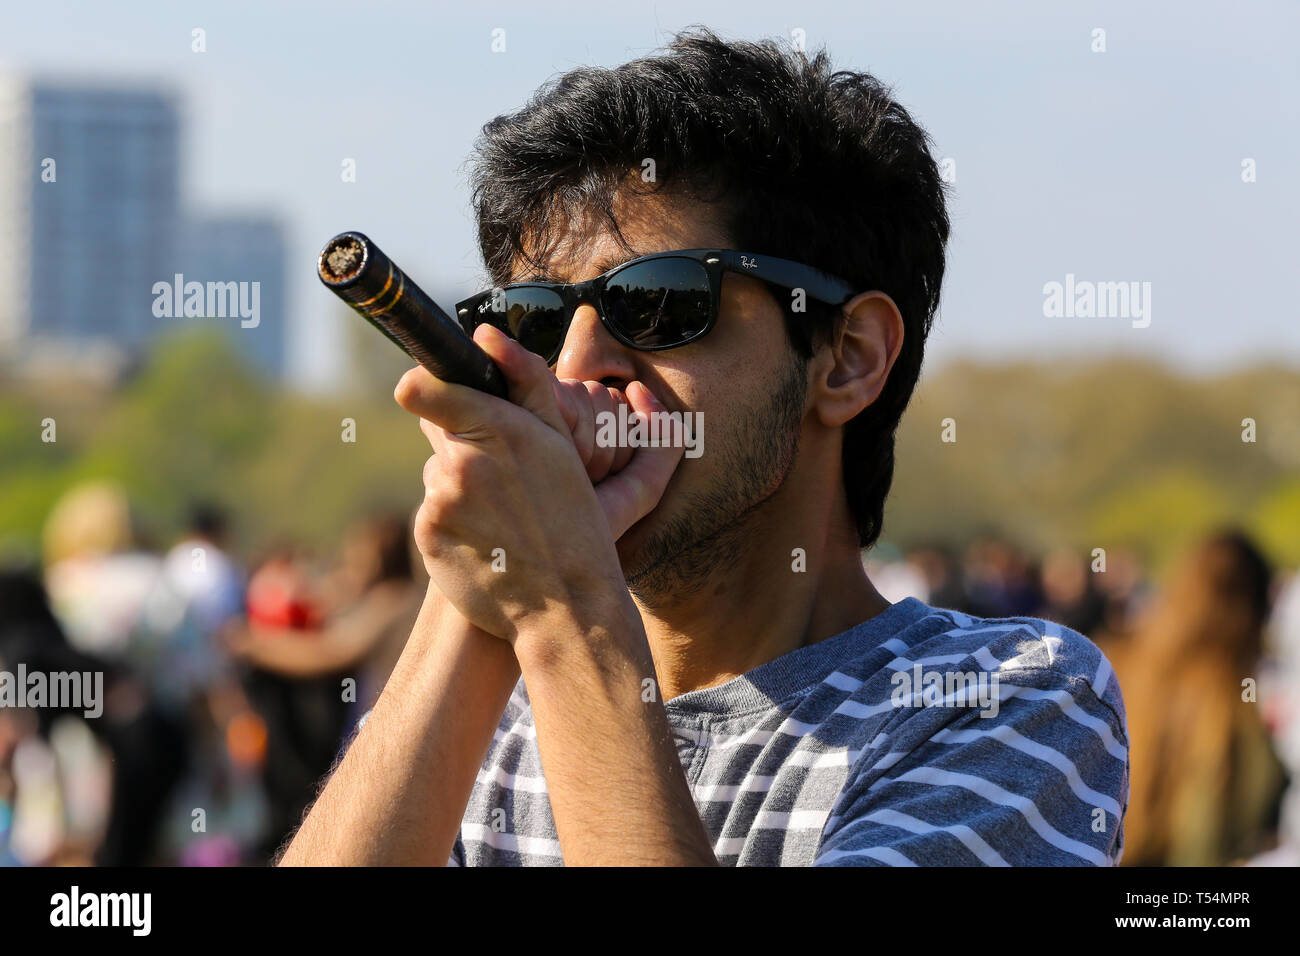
[324,238,364,279]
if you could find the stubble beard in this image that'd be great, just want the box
[623,355,809,610]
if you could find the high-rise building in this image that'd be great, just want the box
[176,216,288,377]
[0,76,288,379]
[0,78,180,354]
[0,75,31,352]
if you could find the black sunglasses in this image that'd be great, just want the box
[454,249,857,365]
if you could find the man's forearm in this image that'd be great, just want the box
[514,599,718,866]
[278,582,519,865]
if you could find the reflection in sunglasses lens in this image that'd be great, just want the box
[479,287,567,361]
[603,259,711,348]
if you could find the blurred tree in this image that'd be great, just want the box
[2,351,1296,572]
[1086,469,1235,574]
[1249,478,1300,568]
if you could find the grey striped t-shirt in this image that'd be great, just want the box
[448,596,1129,866]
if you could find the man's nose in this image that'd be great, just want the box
[554,301,637,386]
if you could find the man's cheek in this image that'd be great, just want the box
[657,451,706,525]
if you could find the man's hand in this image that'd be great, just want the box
[393,323,684,643]
[551,378,636,484]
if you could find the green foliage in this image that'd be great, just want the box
[1248,478,1300,568]
[1,339,1295,572]
[883,357,1299,572]
[1086,469,1234,571]
[0,328,424,560]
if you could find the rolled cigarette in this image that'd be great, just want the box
[318,231,508,398]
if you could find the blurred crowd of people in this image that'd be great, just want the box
[2,481,1296,866]
[0,480,423,865]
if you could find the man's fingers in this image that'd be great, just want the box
[394,364,501,438]
[553,378,580,433]
[394,325,572,441]
[555,379,595,467]
[472,324,570,436]
[584,381,618,482]
[595,381,686,539]
[596,439,683,540]
[606,386,636,475]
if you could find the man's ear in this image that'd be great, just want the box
[808,291,905,428]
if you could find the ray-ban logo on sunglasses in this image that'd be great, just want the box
[594,404,704,459]
[740,255,758,270]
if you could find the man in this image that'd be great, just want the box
[161,504,245,639]
[281,28,1128,866]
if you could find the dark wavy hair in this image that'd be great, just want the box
[468,27,950,548]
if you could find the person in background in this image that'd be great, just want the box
[154,504,266,865]
[962,536,1043,619]
[0,568,116,865]
[161,504,246,638]
[38,482,190,864]
[906,544,969,612]
[1037,547,1107,638]
[1094,548,1151,639]
[1249,567,1300,865]
[230,514,423,721]
[227,515,423,860]
[42,481,166,661]
[1097,530,1289,865]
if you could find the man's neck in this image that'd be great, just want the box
[631,495,892,701]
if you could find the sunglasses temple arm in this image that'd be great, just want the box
[716,251,856,305]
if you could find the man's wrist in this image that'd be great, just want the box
[511,586,648,676]
[409,580,519,670]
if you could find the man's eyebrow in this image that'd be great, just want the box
[514,249,642,284]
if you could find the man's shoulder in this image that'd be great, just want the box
[820,602,1131,866]
[898,602,1124,712]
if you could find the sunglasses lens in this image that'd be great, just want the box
[473,287,568,362]
[602,258,711,348]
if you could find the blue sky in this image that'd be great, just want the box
[4,0,1297,390]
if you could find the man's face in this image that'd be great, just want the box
[511,190,811,606]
